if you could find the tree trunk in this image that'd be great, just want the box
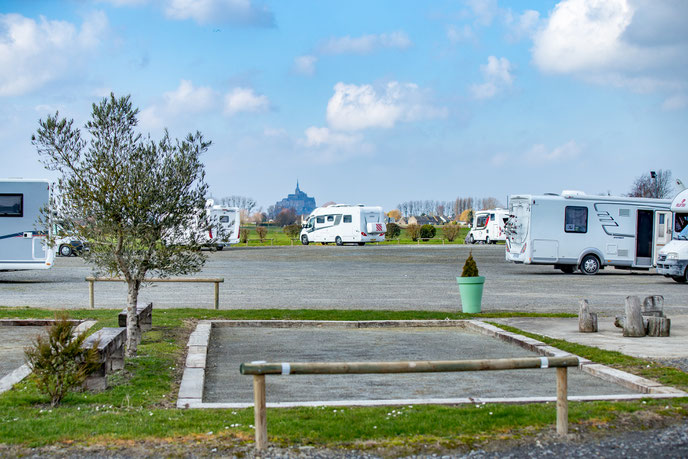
[578,299,598,333]
[125,279,142,357]
[646,317,671,337]
[623,295,646,337]
[642,295,664,317]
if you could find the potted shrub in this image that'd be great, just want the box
[456,251,485,313]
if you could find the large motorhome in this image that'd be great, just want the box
[300,204,386,246]
[0,179,54,271]
[656,188,688,283]
[505,191,672,274]
[204,201,240,249]
[466,208,509,244]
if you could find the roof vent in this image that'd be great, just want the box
[561,190,586,197]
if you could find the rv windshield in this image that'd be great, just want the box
[507,199,529,244]
[675,213,688,241]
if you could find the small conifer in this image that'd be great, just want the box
[461,251,479,277]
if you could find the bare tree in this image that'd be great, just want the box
[33,94,209,357]
[275,208,297,226]
[628,170,673,198]
[220,195,257,213]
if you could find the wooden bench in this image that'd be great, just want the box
[118,302,153,333]
[86,277,224,309]
[82,327,126,391]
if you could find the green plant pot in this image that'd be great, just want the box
[456,276,485,313]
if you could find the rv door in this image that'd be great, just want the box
[635,210,654,267]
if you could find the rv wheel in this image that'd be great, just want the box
[468,235,475,244]
[485,237,490,245]
[335,236,343,246]
[301,235,309,245]
[358,242,365,246]
[673,267,687,283]
[59,244,73,257]
[580,255,600,275]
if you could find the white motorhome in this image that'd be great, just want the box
[466,208,509,244]
[300,204,386,246]
[0,179,54,271]
[505,191,672,275]
[204,201,240,249]
[656,188,688,283]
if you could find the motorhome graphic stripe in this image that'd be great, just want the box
[0,232,24,240]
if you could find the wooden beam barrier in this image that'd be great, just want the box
[240,356,579,450]
[85,277,225,309]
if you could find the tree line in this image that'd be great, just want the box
[396,197,503,218]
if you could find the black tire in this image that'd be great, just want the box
[673,266,688,283]
[485,237,490,245]
[560,265,575,274]
[301,235,309,246]
[580,254,600,275]
[468,234,475,244]
[59,244,73,257]
[335,236,343,246]
[358,242,365,246]
[216,245,224,251]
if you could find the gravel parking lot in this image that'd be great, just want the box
[1,245,686,314]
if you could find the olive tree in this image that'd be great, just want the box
[32,94,211,357]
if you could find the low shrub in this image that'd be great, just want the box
[24,314,101,406]
[283,224,301,239]
[385,222,401,239]
[406,224,421,241]
[443,224,460,242]
[239,228,250,243]
[255,226,268,242]
[420,224,436,239]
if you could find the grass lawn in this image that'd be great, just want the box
[236,223,472,246]
[1,307,686,452]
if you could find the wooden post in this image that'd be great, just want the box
[214,281,220,310]
[647,316,671,337]
[578,299,598,333]
[556,367,568,436]
[89,279,95,309]
[623,295,646,337]
[253,375,267,450]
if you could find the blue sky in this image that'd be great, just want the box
[1,0,686,212]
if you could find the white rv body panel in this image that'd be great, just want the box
[300,205,386,245]
[0,179,54,271]
[205,204,240,248]
[505,192,672,273]
[467,208,508,244]
[656,189,688,282]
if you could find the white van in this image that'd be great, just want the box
[300,204,386,246]
[505,191,672,274]
[656,188,688,283]
[466,208,509,244]
[0,179,54,271]
[205,202,240,249]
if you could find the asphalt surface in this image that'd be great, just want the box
[0,326,45,379]
[1,245,687,314]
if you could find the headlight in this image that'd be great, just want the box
[666,252,679,260]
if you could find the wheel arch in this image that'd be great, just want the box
[577,249,605,267]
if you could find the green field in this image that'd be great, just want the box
[1,307,686,452]
[236,223,472,246]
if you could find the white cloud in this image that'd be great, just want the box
[0,12,109,97]
[662,94,688,111]
[300,126,370,164]
[470,56,514,99]
[163,0,274,27]
[164,80,217,114]
[446,24,475,44]
[293,55,317,76]
[224,87,269,116]
[318,31,411,55]
[504,9,540,41]
[525,140,581,162]
[466,0,500,26]
[532,0,688,94]
[326,81,447,131]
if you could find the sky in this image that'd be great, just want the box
[1,0,687,213]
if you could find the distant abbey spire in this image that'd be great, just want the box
[273,180,316,216]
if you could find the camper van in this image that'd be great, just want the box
[204,202,240,250]
[656,188,688,283]
[300,204,386,246]
[466,208,509,244]
[505,191,672,274]
[0,179,54,271]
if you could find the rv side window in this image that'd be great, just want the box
[475,215,488,228]
[0,194,23,217]
[334,215,342,225]
[316,216,325,224]
[327,215,334,222]
[565,206,588,233]
[343,215,352,223]
[219,216,229,223]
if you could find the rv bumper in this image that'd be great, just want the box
[656,259,688,277]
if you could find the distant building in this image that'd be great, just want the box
[274,181,316,216]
